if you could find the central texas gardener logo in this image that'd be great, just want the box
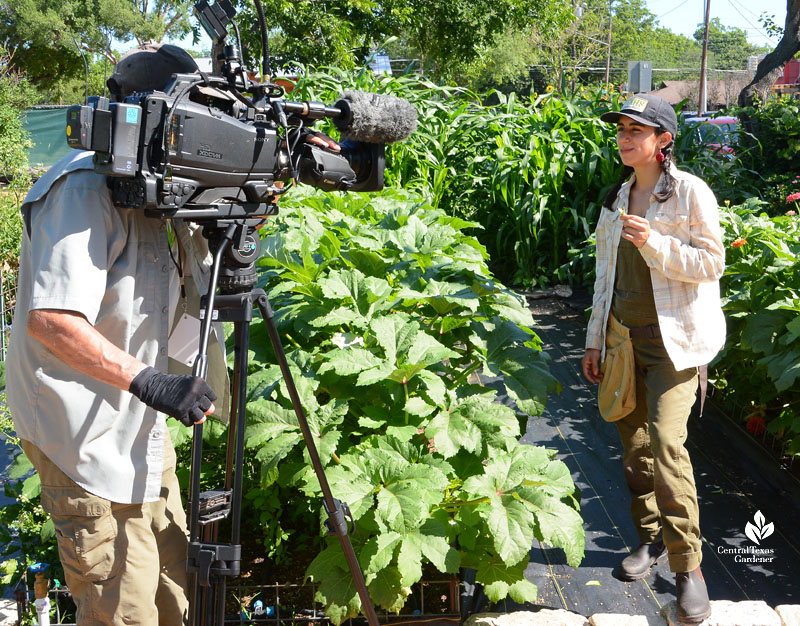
[745,510,774,545]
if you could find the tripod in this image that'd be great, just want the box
[183,220,380,626]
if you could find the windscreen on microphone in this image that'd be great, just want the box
[333,90,418,144]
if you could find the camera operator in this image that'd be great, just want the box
[7,43,232,625]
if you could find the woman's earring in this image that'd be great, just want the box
[656,151,665,163]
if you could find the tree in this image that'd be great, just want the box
[1,0,195,69]
[739,0,800,106]
[233,0,570,82]
[693,18,767,71]
[528,0,614,94]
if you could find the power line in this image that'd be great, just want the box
[725,0,779,44]
[656,0,691,21]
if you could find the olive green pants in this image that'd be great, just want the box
[22,438,189,626]
[613,334,702,573]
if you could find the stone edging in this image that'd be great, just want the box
[465,602,800,626]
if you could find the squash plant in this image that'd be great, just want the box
[242,188,584,622]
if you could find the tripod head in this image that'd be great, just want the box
[201,220,263,293]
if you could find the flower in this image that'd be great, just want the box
[546,85,554,93]
[787,210,797,216]
[746,415,766,437]
[786,192,800,203]
[731,238,747,248]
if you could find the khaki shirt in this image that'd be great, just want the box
[7,151,229,504]
[586,165,726,371]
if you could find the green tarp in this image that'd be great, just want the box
[22,107,72,168]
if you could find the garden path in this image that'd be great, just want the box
[500,292,800,619]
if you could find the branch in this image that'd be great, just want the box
[738,0,800,105]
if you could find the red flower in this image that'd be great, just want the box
[746,415,766,437]
[786,192,800,203]
[731,238,747,248]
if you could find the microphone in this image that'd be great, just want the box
[332,90,418,144]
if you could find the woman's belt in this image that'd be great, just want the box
[627,323,661,339]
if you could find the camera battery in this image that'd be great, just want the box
[109,103,142,176]
[65,105,94,150]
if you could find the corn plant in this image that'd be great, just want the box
[288,68,625,287]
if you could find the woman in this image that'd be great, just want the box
[582,94,725,624]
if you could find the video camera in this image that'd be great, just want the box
[65,7,416,221]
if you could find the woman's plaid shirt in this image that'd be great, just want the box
[586,165,726,372]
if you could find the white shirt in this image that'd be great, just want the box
[7,151,228,503]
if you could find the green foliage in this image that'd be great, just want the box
[672,115,763,205]
[692,18,769,71]
[221,0,570,82]
[0,51,34,186]
[2,0,195,63]
[715,200,800,455]
[291,67,627,287]
[1,48,31,318]
[245,187,582,621]
[730,96,800,185]
[0,394,63,591]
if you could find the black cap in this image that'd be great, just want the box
[600,94,678,137]
[107,42,198,99]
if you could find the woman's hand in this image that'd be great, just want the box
[620,214,650,248]
[582,348,603,384]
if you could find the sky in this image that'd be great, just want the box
[644,0,788,48]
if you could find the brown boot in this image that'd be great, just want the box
[618,540,667,580]
[676,567,711,624]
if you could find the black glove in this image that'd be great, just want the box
[129,367,217,427]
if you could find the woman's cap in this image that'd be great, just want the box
[600,94,678,137]
[107,43,199,99]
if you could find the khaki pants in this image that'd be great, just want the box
[612,334,702,573]
[22,438,189,625]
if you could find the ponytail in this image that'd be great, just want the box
[652,136,677,203]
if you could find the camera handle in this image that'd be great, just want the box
[185,224,380,626]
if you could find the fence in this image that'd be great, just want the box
[1,266,14,362]
[21,106,72,170]
[11,578,462,626]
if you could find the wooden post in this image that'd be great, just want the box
[604,8,613,87]
[699,0,711,113]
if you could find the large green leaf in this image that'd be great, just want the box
[370,314,419,365]
[425,408,482,458]
[8,452,33,480]
[742,309,793,356]
[368,566,410,613]
[360,531,402,576]
[396,528,460,586]
[307,548,361,624]
[475,555,530,603]
[374,462,448,533]
[489,345,559,417]
[516,486,585,567]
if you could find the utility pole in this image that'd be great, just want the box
[604,5,613,87]
[699,0,711,113]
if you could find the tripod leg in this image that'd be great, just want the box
[254,293,380,626]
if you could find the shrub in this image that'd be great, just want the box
[229,187,584,621]
[714,199,800,455]
[0,47,33,324]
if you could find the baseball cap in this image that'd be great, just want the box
[600,94,678,137]
[107,42,199,99]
